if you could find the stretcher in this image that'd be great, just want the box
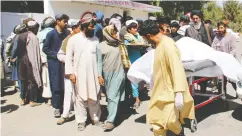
[183,59,227,132]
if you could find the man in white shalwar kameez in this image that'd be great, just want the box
[65,15,102,131]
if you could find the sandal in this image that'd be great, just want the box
[93,120,104,127]
[103,121,114,131]
[30,102,41,107]
[133,102,141,109]
[20,100,25,106]
[57,117,69,125]
[78,122,86,131]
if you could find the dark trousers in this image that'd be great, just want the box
[48,60,64,110]
[51,89,64,109]
[21,80,38,102]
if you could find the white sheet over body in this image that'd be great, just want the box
[127,37,242,85]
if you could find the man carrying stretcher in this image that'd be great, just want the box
[139,20,195,136]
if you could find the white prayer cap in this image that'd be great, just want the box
[27,20,38,28]
[68,19,80,28]
[125,20,138,27]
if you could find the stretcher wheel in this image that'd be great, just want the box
[190,119,197,133]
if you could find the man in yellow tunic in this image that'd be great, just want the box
[139,20,195,136]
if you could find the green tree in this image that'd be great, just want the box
[148,1,207,20]
[223,0,242,32]
[202,1,224,27]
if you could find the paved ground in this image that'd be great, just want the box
[1,37,242,136]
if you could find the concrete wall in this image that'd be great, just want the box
[1,12,48,41]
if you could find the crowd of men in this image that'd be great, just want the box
[0,9,238,136]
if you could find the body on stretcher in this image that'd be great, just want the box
[183,59,227,132]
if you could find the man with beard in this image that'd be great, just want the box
[43,14,69,117]
[139,20,194,136]
[56,19,81,125]
[185,10,215,46]
[185,10,215,92]
[170,22,183,42]
[65,14,102,131]
[212,21,237,97]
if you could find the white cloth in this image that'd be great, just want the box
[177,25,190,36]
[73,96,101,123]
[127,37,242,86]
[57,48,66,63]
[125,20,138,27]
[175,92,184,111]
[42,66,52,98]
[62,78,74,118]
[65,32,100,101]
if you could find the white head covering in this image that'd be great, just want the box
[109,18,121,32]
[125,20,138,27]
[68,19,80,28]
[27,20,38,28]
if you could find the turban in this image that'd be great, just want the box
[42,17,55,28]
[109,18,121,31]
[80,12,93,24]
[23,18,34,25]
[14,24,27,34]
[125,20,138,27]
[68,19,80,28]
[27,20,38,28]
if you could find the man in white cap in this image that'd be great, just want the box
[12,20,42,107]
[43,14,69,118]
[56,19,81,125]
[65,14,102,131]
[37,16,56,105]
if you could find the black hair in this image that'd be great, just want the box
[139,20,160,36]
[56,14,69,21]
[171,22,180,29]
[110,13,123,24]
[217,21,227,28]
[81,20,96,31]
[125,16,133,22]
[127,23,138,32]
[104,18,110,26]
[180,15,190,24]
[191,10,203,20]
[204,20,212,25]
[157,16,171,25]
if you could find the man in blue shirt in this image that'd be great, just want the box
[43,14,69,118]
[92,11,104,42]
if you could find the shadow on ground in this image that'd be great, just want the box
[1,104,19,113]
[232,104,242,121]
[2,88,17,97]
[1,99,7,104]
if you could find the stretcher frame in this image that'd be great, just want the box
[186,67,227,133]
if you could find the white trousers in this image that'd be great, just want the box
[74,96,101,124]
[62,78,74,118]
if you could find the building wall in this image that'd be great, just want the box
[46,1,148,20]
[1,12,48,40]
